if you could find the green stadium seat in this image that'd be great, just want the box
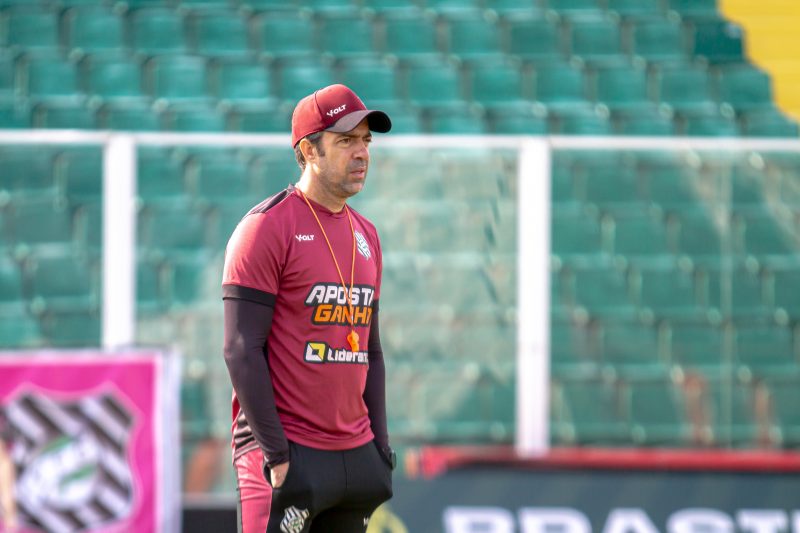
[691,20,744,63]
[735,322,798,378]
[361,0,421,12]
[705,267,768,318]
[773,269,800,318]
[230,103,292,132]
[297,0,359,12]
[657,65,716,112]
[425,0,482,13]
[469,61,526,109]
[60,148,102,202]
[240,0,299,9]
[733,207,798,256]
[488,106,548,134]
[669,321,724,374]
[7,7,59,51]
[705,380,760,446]
[445,12,503,59]
[741,108,799,137]
[615,108,676,136]
[277,59,336,102]
[405,58,464,108]
[601,320,666,377]
[552,207,603,257]
[767,379,800,446]
[163,103,227,131]
[85,55,146,102]
[637,265,701,318]
[259,12,315,58]
[568,16,623,64]
[130,8,188,55]
[626,377,691,445]
[567,264,636,317]
[550,319,599,378]
[674,209,723,257]
[99,102,160,131]
[169,255,218,307]
[339,58,398,103]
[138,204,212,257]
[25,56,82,101]
[485,0,544,15]
[507,13,562,61]
[318,13,377,57]
[33,102,96,129]
[427,107,487,134]
[534,63,589,110]
[191,10,252,58]
[192,152,251,201]
[0,315,43,348]
[606,0,663,17]
[213,60,272,103]
[9,199,77,256]
[717,65,774,111]
[684,111,740,137]
[730,164,769,206]
[65,6,125,55]
[595,64,651,111]
[644,165,705,207]
[557,108,613,135]
[383,12,439,58]
[666,0,718,17]
[631,18,687,63]
[547,0,602,15]
[0,256,23,309]
[137,148,186,203]
[40,310,101,347]
[148,55,209,102]
[0,54,15,99]
[613,209,672,256]
[555,378,629,444]
[28,254,98,313]
[0,147,58,198]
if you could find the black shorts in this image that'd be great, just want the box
[266,440,393,533]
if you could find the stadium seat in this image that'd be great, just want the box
[716,65,773,111]
[547,0,602,15]
[445,12,503,59]
[190,10,252,58]
[735,322,798,378]
[169,256,219,307]
[425,0,482,13]
[595,64,652,112]
[0,315,43,348]
[556,108,613,135]
[296,0,359,12]
[211,60,272,103]
[568,15,623,64]
[674,209,723,257]
[60,148,102,202]
[84,55,146,102]
[0,53,14,99]
[683,111,740,137]
[192,151,252,201]
[318,13,377,57]
[488,106,548,134]
[705,266,768,318]
[469,60,526,109]
[566,264,636,317]
[733,207,798,257]
[550,319,599,378]
[705,380,761,446]
[7,6,59,51]
[600,320,667,376]
[99,102,160,131]
[0,147,58,199]
[506,13,562,61]
[552,206,603,257]
[631,18,687,63]
[612,209,672,256]
[259,12,315,58]
[741,108,799,137]
[666,0,718,17]
[8,199,77,256]
[534,63,589,110]
[25,56,82,101]
[163,103,227,132]
[626,377,691,445]
[137,257,169,313]
[657,65,716,112]
[615,108,676,136]
[606,0,663,17]
[138,203,213,258]
[691,20,744,63]
[484,0,544,15]
[32,102,96,129]
[28,254,98,313]
[773,269,800,318]
[148,55,210,102]
[643,165,707,208]
[338,58,398,103]
[555,378,629,444]
[137,148,187,204]
[230,104,293,132]
[65,6,125,55]
[40,310,101,347]
[404,58,464,108]
[383,12,439,58]
[0,256,24,309]
[427,107,487,134]
[669,321,725,375]
[130,8,188,55]
[636,265,702,319]
[767,379,800,446]
[276,58,336,102]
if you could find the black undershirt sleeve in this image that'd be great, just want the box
[363,302,389,452]
[222,291,289,468]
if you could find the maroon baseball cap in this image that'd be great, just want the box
[291,84,392,147]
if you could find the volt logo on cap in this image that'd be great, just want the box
[326,104,347,118]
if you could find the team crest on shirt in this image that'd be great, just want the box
[354,231,371,260]
[280,505,309,533]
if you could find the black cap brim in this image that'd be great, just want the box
[327,109,392,135]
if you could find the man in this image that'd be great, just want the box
[222,84,395,533]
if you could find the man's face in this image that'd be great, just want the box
[311,118,372,201]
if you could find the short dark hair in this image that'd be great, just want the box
[294,131,325,171]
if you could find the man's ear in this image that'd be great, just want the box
[299,137,318,163]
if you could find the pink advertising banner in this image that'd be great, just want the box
[0,351,180,533]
